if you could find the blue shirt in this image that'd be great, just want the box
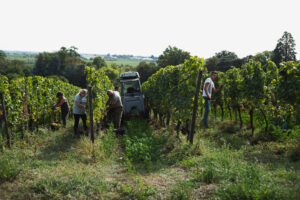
[73,94,87,114]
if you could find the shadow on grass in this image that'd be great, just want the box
[37,127,79,161]
[201,120,250,150]
[204,119,297,165]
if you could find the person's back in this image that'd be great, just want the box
[107,90,123,129]
[110,91,123,108]
[61,97,69,113]
[114,90,120,98]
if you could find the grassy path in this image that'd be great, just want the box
[0,119,299,199]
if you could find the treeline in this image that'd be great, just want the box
[33,46,87,87]
[0,31,297,88]
[138,32,298,84]
[0,47,124,87]
[0,51,32,80]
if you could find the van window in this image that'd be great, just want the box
[121,80,141,96]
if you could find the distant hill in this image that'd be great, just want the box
[4,50,158,67]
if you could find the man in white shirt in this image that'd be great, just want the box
[114,86,120,96]
[202,71,222,128]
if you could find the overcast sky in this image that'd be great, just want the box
[1,0,299,58]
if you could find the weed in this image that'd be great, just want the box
[123,118,164,170]
[31,175,114,199]
[117,178,156,200]
[217,120,240,134]
[193,164,218,184]
[168,182,196,200]
[76,136,103,163]
[167,143,192,164]
[101,124,118,159]
[182,157,201,169]
[288,140,300,161]
[0,157,21,183]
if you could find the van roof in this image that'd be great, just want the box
[120,72,140,79]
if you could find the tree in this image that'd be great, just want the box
[136,62,158,83]
[68,46,80,57]
[0,50,8,73]
[92,56,107,69]
[33,52,52,76]
[157,46,190,68]
[100,66,119,85]
[64,64,87,87]
[214,50,239,71]
[0,50,6,60]
[58,47,69,73]
[215,50,238,59]
[204,56,219,71]
[253,51,274,67]
[33,47,83,84]
[48,56,61,75]
[273,31,297,65]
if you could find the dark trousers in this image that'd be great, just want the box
[74,114,87,135]
[62,111,68,127]
[112,107,123,129]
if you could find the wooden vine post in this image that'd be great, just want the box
[188,68,203,144]
[0,92,10,148]
[88,86,94,143]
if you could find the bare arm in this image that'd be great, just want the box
[54,98,66,107]
[213,85,223,93]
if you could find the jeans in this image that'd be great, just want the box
[203,97,210,127]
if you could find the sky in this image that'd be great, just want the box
[1,0,300,59]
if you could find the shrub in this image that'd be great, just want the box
[193,164,218,184]
[124,118,163,168]
[125,136,155,164]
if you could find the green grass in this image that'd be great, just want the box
[0,118,299,199]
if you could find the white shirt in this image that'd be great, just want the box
[114,91,120,97]
[202,77,215,98]
[109,91,123,108]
